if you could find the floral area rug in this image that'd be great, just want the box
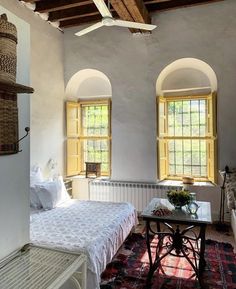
[100,233,236,289]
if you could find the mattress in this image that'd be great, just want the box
[30,199,137,289]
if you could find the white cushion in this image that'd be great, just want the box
[35,177,70,210]
[30,186,42,209]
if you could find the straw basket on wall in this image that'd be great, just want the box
[0,13,18,154]
[0,13,17,83]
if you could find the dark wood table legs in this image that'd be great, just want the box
[145,220,207,289]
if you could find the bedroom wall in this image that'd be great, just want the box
[64,0,236,182]
[0,5,30,260]
[0,0,64,259]
[0,0,65,177]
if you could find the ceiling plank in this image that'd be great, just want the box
[35,0,94,13]
[110,0,140,33]
[48,4,100,22]
[59,14,102,28]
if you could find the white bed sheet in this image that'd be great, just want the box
[30,199,137,289]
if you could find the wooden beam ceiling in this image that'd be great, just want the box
[59,14,102,28]
[35,0,93,13]
[48,4,99,22]
[20,0,224,31]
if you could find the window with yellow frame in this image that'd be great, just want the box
[66,99,111,176]
[157,93,217,183]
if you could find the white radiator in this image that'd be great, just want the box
[89,180,179,212]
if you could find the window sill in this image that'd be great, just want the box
[157,180,215,187]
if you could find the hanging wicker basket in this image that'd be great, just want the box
[0,13,17,84]
[0,14,18,154]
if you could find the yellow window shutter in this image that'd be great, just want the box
[206,93,217,137]
[158,96,167,137]
[67,139,81,176]
[207,139,217,183]
[158,96,168,180]
[158,139,168,180]
[66,102,80,137]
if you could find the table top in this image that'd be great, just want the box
[141,198,212,225]
[0,245,86,289]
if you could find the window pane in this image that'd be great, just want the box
[81,139,109,173]
[166,98,208,178]
[167,99,207,137]
[82,104,109,136]
[168,139,207,178]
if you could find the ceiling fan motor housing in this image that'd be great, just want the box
[102,17,115,26]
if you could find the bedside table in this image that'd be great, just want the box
[0,245,87,289]
[85,162,101,178]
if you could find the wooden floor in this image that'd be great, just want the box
[136,218,235,248]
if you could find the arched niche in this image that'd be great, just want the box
[65,69,112,99]
[156,58,217,96]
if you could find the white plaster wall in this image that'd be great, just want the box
[65,69,112,99]
[0,0,64,258]
[64,28,157,182]
[0,5,30,260]
[162,68,211,90]
[64,0,236,212]
[0,0,65,177]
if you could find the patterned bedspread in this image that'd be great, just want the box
[30,199,137,289]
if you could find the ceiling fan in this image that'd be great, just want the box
[75,0,157,36]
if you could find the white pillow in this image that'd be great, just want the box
[55,176,71,202]
[35,177,70,210]
[30,186,42,209]
[30,166,44,186]
[35,181,59,210]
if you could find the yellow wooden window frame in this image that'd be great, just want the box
[157,93,217,183]
[66,99,111,177]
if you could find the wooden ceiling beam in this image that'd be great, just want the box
[21,0,40,2]
[144,0,171,4]
[59,14,102,28]
[48,4,100,22]
[122,0,151,24]
[35,0,93,13]
[109,0,140,33]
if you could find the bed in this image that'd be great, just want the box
[30,199,137,289]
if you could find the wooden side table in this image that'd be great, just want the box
[85,162,101,178]
[0,245,87,289]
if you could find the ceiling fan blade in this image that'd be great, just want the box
[93,0,112,17]
[75,22,104,36]
[115,20,157,31]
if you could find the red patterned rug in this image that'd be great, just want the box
[100,233,236,289]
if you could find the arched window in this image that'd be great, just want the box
[156,58,217,183]
[65,69,112,176]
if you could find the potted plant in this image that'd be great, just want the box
[167,189,191,209]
